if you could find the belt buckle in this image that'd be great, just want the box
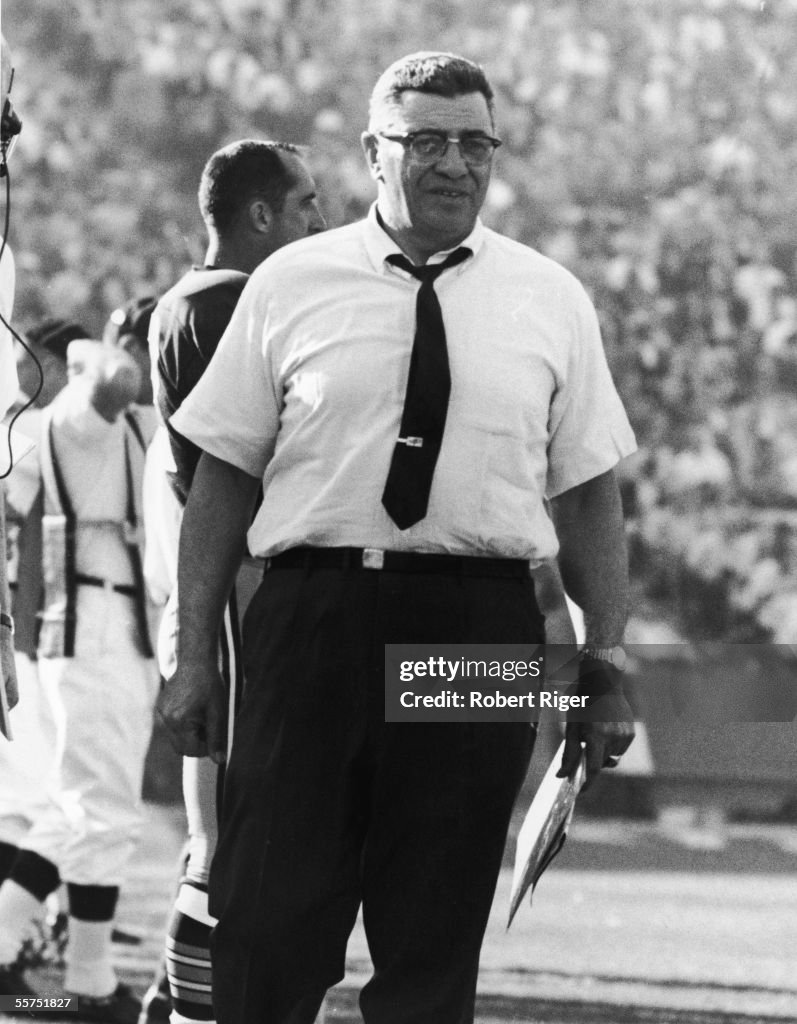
[362,548,385,570]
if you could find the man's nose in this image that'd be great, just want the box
[434,139,470,175]
[309,204,327,233]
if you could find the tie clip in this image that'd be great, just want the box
[397,436,424,448]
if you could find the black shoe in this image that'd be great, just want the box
[17,910,67,970]
[68,983,142,1024]
[16,923,49,971]
[19,912,141,972]
[0,962,37,996]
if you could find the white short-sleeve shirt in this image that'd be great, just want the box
[172,206,636,562]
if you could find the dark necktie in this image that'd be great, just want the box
[383,247,471,529]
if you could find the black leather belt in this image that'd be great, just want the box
[76,573,137,597]
[264,547,530,579]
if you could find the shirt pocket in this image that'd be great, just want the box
[477,428,543,550]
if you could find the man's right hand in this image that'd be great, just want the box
[162,452,260,764]
[156,658,227,763]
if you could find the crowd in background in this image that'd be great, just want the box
[4,0,797,645]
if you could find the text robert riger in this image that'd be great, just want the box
[399,689,588,711]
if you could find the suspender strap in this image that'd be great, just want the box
[40,411,76,519]
[39,409,78,657]
[9,486,45,657]
[124,409,154,658]
[124,407,147,453]
[38,407,153,659]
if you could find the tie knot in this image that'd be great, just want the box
[387,247,471,283]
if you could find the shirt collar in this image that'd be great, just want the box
[363,202,484,275]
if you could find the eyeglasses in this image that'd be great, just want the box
[377,130,502,166]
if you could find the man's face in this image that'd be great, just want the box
[266,154,326,253]
[364,90,495,261]
[114,333,153,405]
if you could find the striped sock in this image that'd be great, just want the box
[166,882,215,1023]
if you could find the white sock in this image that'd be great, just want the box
[64,917,116,998]
[44,889,63,924]
[166,883,215,1023]
[174,881,215,926]
[184,835,212,890]
[0,880,43,965]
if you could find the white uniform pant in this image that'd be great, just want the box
[0,653,58,846]
[21,587,159,886]
[159,586,234,884]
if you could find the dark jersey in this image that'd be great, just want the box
[152,267,248,505]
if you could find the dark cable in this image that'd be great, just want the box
[0,164,43,480]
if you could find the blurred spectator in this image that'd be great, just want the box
[761,291,797,361]
[656,427,734,511]
[732,252,785,333]
[104,298,158,408]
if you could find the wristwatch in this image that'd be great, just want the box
[580,644,627,672]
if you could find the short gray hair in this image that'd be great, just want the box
[368,51,495,130]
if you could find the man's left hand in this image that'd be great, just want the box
[557,655,635,789]
[156,655,227,764]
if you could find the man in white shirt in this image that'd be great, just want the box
[0,31,24,721]
[160,51,637,1024]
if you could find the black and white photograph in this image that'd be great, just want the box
[0,2,795,1022]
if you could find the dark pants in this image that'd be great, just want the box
[209,564,542,1024]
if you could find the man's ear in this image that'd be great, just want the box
[361,132,382,182]
[249,198,274,235]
